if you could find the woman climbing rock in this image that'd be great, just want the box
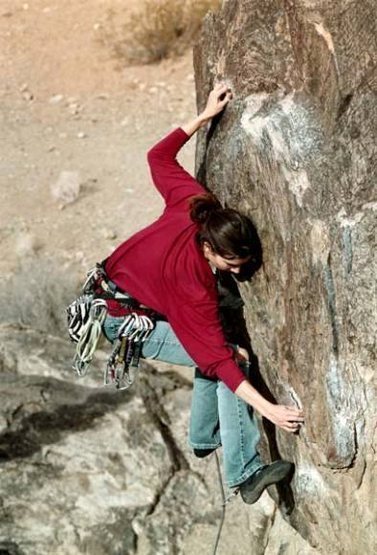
[83,83,304,503]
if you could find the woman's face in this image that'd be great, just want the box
[202,242,250,274]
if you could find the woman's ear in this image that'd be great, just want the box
[202,241,214,256]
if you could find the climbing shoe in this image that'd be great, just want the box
[193,448,216,458]
[239,460,294,504]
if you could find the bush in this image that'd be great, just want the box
[100,0,221,64]
[0,257,79,337]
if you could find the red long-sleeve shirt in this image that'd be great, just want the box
[105,128,246,392]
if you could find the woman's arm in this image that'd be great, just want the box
[235,380,304,433]
[147,128,204,205]
[167,296,304,433]
[181,83,233,137]
[146,83,232,207]
[227,350,304,432]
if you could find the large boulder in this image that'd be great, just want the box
[194,1,376,553]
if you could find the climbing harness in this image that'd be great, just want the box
[66,262,157,389]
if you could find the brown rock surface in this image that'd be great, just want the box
[194,0,376,553]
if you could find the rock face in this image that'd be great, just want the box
[0,325,317,554]
[194,1,376,553]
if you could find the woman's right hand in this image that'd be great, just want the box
[181,83,233,137]
[200,82,233,121]
[235,380,304,434]
[264,404,304,433]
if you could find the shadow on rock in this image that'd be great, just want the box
[0,376,134,463]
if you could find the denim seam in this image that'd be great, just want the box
[229,397,253,486]
[237,397,247,471]
[189,420,221,449]
[189,441,222,449]
[222,390,263,487]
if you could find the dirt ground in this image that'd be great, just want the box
[0,0,197,279]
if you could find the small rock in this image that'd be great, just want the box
[77,132,87,139]
[0,415,8,434]
[20,83,33,101]
[69,103,80,115]
[102,229,117,240]
[15,232,41,257]
[22,91,33,101]
[41,389,51,402]
[50,171,81,206]
[149,87,158,94]
[49,94,64,105]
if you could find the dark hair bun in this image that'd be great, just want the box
[190,193,222,224]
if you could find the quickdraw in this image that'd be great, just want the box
[104,313,154,390]
[70,297,108,376]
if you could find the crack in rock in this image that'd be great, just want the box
[138,370,191,518]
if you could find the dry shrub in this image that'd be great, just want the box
[101,0,221,64]
[0,257,79,336]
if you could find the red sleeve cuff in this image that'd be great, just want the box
[215,362,247,392]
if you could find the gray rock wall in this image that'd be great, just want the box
[194,0,376,552]
[0,326,318,554]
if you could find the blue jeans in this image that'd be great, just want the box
[103,316,263,487]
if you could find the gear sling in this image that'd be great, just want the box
[66,262,159,389]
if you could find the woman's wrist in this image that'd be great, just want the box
[197,111,211,126]
[181,113,211,137]
[235,379,273,417]
[182,83,232,137]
